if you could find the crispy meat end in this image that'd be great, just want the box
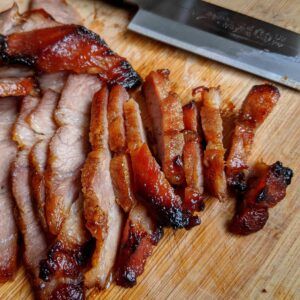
[1,25,141,88]
[49,283,84,300]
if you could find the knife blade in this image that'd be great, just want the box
[124,0,300,90]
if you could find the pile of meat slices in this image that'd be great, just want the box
[0,1,294,299]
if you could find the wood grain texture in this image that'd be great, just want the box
[0,0,299,299]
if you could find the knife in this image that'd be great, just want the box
[118,0,300,90]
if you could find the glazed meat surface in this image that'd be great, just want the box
[0,97,18,282]
[124,99,199,229]
[39,195,91,299]
[0,77,38,97]
[45,74,101,236]
[0,25,141,88]
[81,86,123,288]
[230,161,293,235]
[226,84,280,191]
[200,87,227,200]
[143,70,185,185]
[116,204,163,287]
[182,101,204,211]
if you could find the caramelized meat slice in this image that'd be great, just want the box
[107,85,129,153]
[226,84,280,191]
[116,204,163,287]
[0,77,38,97]
[0,25,141,88]
[124,98,199,228]
[39,196,91,299]
[143,70,185,185]
[110,154,136,213]
[123,98,146,151]
[45,74,101,236]
[200,87,227,200]
[182,101,204,210]
[81,86,123,288]
[230,161,293,235]
[30,0,82,25]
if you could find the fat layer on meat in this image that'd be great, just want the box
[82,86,123,288]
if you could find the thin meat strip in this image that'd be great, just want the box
[0,97,18,282]
[124,99,199,229]
[11,95,48,296]
[182,101,205,212]
[226,84,280,192]
[230,161,293,235]
[81,86,123,288]
[45,74,101,236]
[200,87,227,201]
[143,70,185,185]
[0,77,38,97]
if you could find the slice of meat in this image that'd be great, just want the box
[116,204,163,287]
[12,95,40,148]
[39,195,91,299]
[143,70,185,185]
[81,86,123,288]
[110,154,136,213]
[11,149,47,290]
[230,161,293,235]
[0,97,18,282]
[200,87,227,201]
[182,101,205,211]
[46,74,101,236]
[38,72,67,94]
[123,98,146,151]
[124,98,199,229]
[0,77,38,98]
[28,89,59,136]
[30,139,49,232]
[107,85,129,153]
[0,25,141,88]
[30,0,82,25]
[226,84,280,192]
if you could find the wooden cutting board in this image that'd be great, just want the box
[0,0,299,299]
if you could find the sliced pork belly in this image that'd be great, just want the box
[0,98,18,282]
[182,101,204,212]
[124,99,199,229]
[116,204,163,287]
[38,72,67,94]
[0,77,38,98]
[30,0,82,25]
[0,25,141,88]
[39,195,91,299]
[230,162,293,235]
[46,74,101,236]
[82,86,123,288]
[143,70,185,185]
[108,85,129,153]
[226,84,280,192]
[200,87,227,201]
